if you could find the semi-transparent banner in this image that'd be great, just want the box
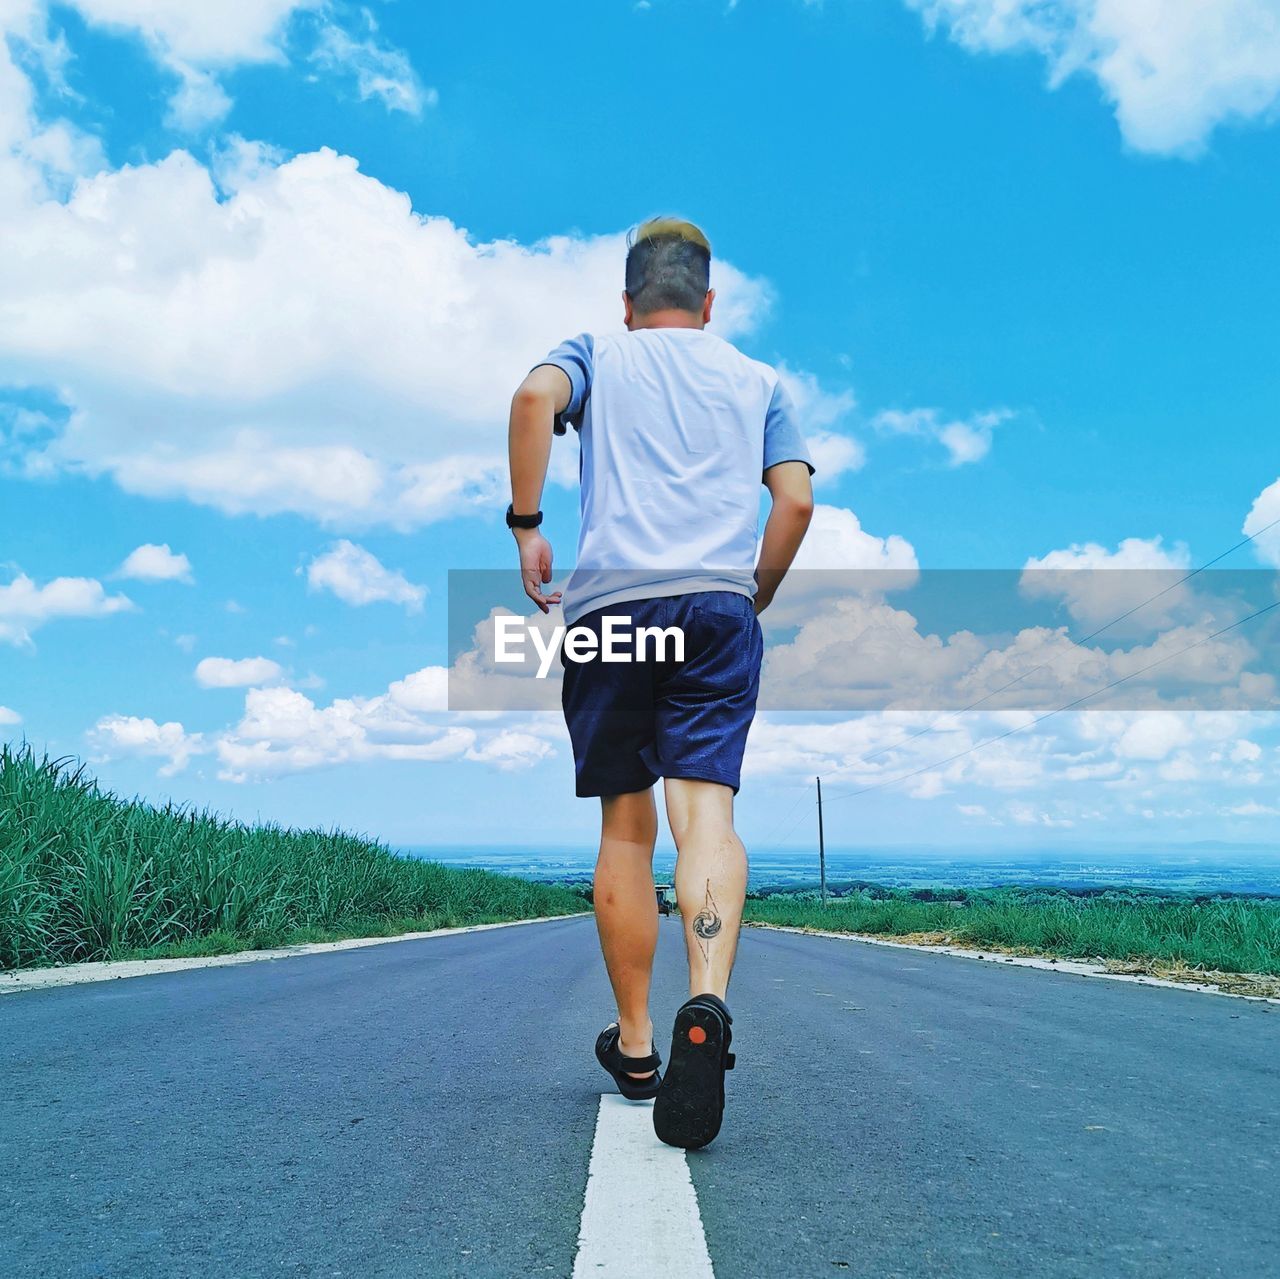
[447,569,1280,712]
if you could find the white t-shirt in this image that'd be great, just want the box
[535,327,814,624]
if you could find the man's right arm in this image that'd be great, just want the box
[755,460,814,614]
[507,364,572,612]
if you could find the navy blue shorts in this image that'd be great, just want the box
[560,591,763,798]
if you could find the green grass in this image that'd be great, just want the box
[745,887,1280,977]
[0,745,585,971]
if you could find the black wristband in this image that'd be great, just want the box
[505,503,543,530]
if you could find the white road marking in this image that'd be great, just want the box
[0,913,590,995]
[573,1094,714,1279]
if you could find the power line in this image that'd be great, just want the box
[816,514,1280,786]
[819,595,1280,807]
[752,781,816,848]
[1070,516,1280,646]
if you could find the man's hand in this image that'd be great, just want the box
[514,527,561,613]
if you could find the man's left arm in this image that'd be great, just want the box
[508,364,572,612]
[756,461,814,614]
[755,376,816,613]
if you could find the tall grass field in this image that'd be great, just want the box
[746,888,1280,978]
[0,746,584,971]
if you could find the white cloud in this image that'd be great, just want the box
[1112,712,1193,761]
[62,0,311,64]
[18,2,430,134]
[763,586,1271,716]
[117,541,193,582]
[1023,535,1191,574]
[0,6,103,193]
[446,604,575,711]
[306,540,426,611]
[194,655,285,688]
[0,705,21,725]
[88,712,205,775]
[1063,755,1125,782]
[1244,476,1280,567]
[86,658,560,781]
[174,632,197,651]
[464,729,556,772]
[0,0,769,529]
[906,770,948,800]
[762,592,983,710]
[46,0,313,133]
[163,61,233,132]
[0,139,771,527]
[743,713,943,784]
[0,571,133,646]
[936,415,1001,466]
[1020,536,1193,633]
[1007,801,1074,828]
[743,709,1049,794]
[385,665,448,712]
[741,705,1276,833]
[1157,751,1198,782]
[790,504,919,575]
[778,364,856,428]
[0,10,862,532]
[904,0,1280,156]
[806,430,865,480]
[874,406,1013,466]
[776,363,864,484]
[1226,800,1280,817]
[756,503,919,628]
[450,513,1271,724]
[213,667,543,781]
[309,13,434,116]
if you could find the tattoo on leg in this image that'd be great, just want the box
[691,881,721,965]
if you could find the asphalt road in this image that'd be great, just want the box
[3,916,1277,1278]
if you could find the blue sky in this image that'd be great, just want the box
[2,0,1279,856]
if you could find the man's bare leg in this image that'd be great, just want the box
[664,779,747,1000]
[594,789,660,1074]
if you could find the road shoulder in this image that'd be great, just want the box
[0,912,591,996]
[744,921,1280,1004]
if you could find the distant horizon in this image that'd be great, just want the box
[402,844,1280,896]
[401,841,1280,863]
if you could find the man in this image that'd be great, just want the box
[506,217,813,1149]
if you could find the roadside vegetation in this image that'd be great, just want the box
[745,884,1280,980]
[0,746,585,971]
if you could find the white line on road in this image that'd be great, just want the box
[573,1094,714,1279]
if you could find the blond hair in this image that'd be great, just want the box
[628,216,712,254]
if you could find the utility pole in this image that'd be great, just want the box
[816,775,827,907]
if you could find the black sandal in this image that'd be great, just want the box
[595,1023,663,1101]
[653,994,736,1150]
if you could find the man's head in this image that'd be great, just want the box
[623,217,715,330]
